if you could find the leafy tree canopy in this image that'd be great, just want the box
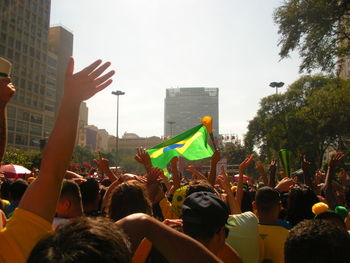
[274,0,350,73]
[245,75,350,168]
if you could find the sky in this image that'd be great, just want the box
[50,0,302,139]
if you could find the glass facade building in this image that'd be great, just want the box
[0,1,72,150]
[164,87,219,137]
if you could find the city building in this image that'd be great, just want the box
[76,102,88,147]
[107,132,163,152]
[164,87,219,137]
[48,26,73,114]
[0,0,73,151]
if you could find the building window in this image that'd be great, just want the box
[17,109,30,121]
[7,106,16,119]
[8,119,15,131]
[30,124,42,136]
[16,121,29,133]
[30,137,40,147]
[30,113,42,124]
[15,134,28,146]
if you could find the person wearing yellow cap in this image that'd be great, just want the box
[0,57,15,165]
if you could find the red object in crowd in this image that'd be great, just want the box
[0,164,32,179]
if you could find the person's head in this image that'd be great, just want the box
[108,180,152,221]
[287,184,319,226]
[241,188,253,212]
[0,179,11,200]
[285,219,350,263]
[312,203,348,229]
[182,191,229,252]
[56,180,83,218]
[79,178,100,213]
[185,180,216,197]
[9,179,28,202]
[253,186,281,221]
[27,217,131,263]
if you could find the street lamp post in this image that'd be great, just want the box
[269,82,285,95]
[111,90,125,165]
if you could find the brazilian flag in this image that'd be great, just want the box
[147,124,213,169]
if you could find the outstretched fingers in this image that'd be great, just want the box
[94,70,116,86]
[81,59,102,75]
[89,61,112,80]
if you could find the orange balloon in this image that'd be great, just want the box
[201,116,213,133]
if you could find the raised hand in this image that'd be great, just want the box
[301,155,311,172]
[255,161,265,175]
[268,158,277,187]
[146,167,164,185]
[329,152,345,169]
[217,173,231,193]
[275,177,295,193]
[93,151,110,173]
[0,78,16,105]
[255,161,268,185]
[64,57,115,103]
[301,155,313,187]
[134,147,152,172]
[239,154,254,175]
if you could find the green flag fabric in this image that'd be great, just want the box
[279,149,291,178]
[146,124,213,169]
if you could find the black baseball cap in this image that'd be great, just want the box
[182,191,229,229]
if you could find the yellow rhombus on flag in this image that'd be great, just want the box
[146,124,213,170]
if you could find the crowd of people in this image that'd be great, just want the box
[0,56,349,263]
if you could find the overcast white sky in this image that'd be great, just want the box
[50,0,302,139]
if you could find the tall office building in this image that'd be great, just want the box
[164,87,219,137]
[48,26,73,114]
[0,1,73,151]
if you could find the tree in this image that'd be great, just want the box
[245,75,350,168]
[2,147,42,169]
[274,0,350,73]
[71,145,98,166]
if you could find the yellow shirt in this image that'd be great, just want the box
[258,224,289,263]
[159,197,178,219]
[0,208,53,263]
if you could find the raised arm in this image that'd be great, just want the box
[268,158,277,188]
[93,151,118,182]
[134,147,153,174]
[187,165,208,181]
[0,78,15,164]
[323,152,344,209]
[301,155,313,189]
[208,150,220,186]
[116,213,222,263]
[217,173,241,214]
[237,154,253,206]
[19,57,115,222]
[255,161,268,185]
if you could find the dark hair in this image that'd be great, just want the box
[241,189,253,212]
[315,211,346,229]
[185,180,215,197]
[27,217,131,263]
[79,178,100,205]
[0,179,11,200]
[60,180,82,206]
[255,186,280,213]
[287,184,318,226]
[182,192,229,242]
[285,220,350,263]
[108,180,152,221]
[9,179,28,202]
